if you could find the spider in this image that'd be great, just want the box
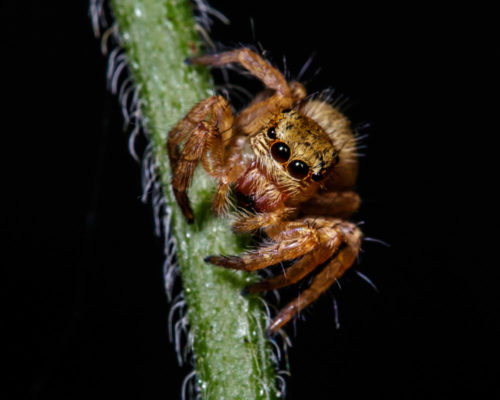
[168,48,362,334]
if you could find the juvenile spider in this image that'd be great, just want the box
[168,48,362,334]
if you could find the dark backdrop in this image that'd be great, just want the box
[2,1,496,399]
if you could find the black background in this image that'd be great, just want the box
[2,1,496,399]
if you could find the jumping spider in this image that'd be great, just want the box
[168,48,362,334]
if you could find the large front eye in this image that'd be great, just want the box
[288,160,309,180]
[271,142,290,163]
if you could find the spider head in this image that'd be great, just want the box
[251,109,340,192]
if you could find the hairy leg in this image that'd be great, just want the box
[244,218,346,293]
[168,96,228,172]
[244,244,335,294]
[167,95,236,222]
[208,217,344,274]
[189,48,290,97]
[207,216,362,333]
[206,223,320,271]
[171,121,217,222]
[267,221,362,334]
[231,206,296,233]
[189,48,303,135]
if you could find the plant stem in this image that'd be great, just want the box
[109,1,278,398]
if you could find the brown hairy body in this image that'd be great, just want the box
[168,48,362,334]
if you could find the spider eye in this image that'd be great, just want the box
[267,127,277,140]
[288,160,309,180]
[271,142,290,163]
[312,169,327,182]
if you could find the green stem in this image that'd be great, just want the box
[109,1,278,398]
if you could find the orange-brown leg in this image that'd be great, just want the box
[206,222,321,271]
[171,121,216,222]
[168,96,227,173]
[189,48,291,97]
[245,249,330,294]
[267,222,362,334]
[288,81,307,102]
[207,216,362,333]
[231,206,296,233]
[208,217,343,273]
[244,218,345,293]
[189,48,299,135]
[168,95,238,222]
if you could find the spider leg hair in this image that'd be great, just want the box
[167,95,238,222]
[267,222,362,334]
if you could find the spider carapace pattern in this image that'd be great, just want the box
[168,48,363,334]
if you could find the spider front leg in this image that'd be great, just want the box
[188,48,302,134]
[167,95,242,222]
[188,48,291,97]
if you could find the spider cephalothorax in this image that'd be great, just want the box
[236,109,340,214]
[168,48,362,334]
[255,109,340,182]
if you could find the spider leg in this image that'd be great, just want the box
[245,218,353,293]
[267,221,362,334]
[167,96,227,173]
[288,81,307,103]
[232,207,296,233]
[206,225,321,271]
[245,251,324,294]
[189,48,303,135]
[189,48,290,97]
[167,95,238,222]
[171,121,215,222]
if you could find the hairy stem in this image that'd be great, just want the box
[109,0,278,398]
